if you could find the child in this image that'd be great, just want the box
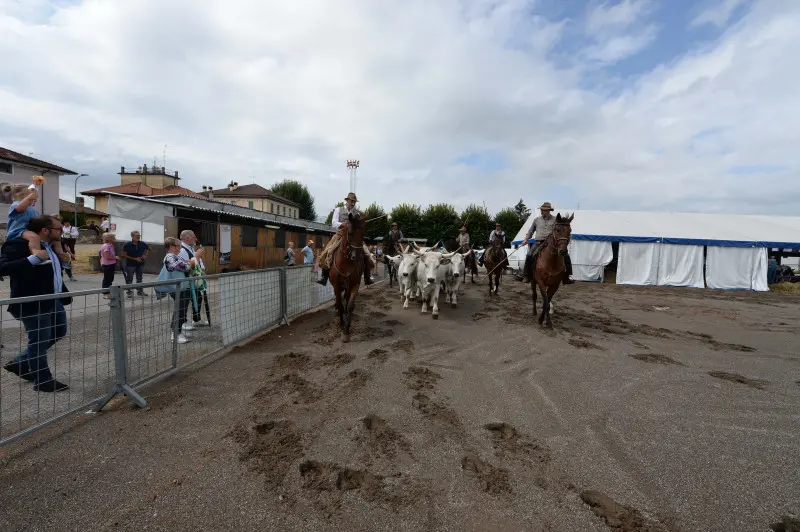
[7,178,70,263]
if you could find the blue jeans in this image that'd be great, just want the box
[13,302,67,384]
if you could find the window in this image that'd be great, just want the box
[0,162,12,174]
[283,206,286,216]
[241,225,258,247]
[274,229,286,248]
[316,236,323,248]
[248,200,254,209]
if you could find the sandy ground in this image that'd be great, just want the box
[1,275,799,532]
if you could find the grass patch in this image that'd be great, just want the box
[769,283,800,293]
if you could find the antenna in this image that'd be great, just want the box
[163,144,168,170]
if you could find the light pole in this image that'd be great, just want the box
[74,173,88,226]
[346,160,359,194]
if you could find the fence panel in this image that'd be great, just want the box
[286,265,334,318]
[219,269,282,346]
[1,290,115,444]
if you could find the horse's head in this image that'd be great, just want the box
[346,211,365,247]
[553,213,574,255]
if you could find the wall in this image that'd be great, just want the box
[120,172,178,189]
[213,196,299,218]
[93,196,109,214]
[1,164,62,217]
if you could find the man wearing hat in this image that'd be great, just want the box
[385,222,404,256]
[456,226,470,253]
[479,223,506,267]
[516,202,574,284]
[316,192,375,286]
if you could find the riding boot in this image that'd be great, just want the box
[517,256,532,282]
[316,268,329,286]
[563,253,575,284]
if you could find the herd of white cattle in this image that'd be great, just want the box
[384,243,472,320]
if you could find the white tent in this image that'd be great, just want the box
[511,209,800,291]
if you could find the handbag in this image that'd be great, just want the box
[154,255,190,294]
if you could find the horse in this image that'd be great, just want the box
[462,248,479,284]
[329,212,366,342]
[531,213,574,328]
[482,239,508,295]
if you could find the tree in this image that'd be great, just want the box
[494,207,524,240]
[324,201,344,225]
[361,202,389,240]
[270,179,318,221]
[514,198,530,221]
[459,204,493,247]
[389,203,423,241]
[421,203,459,244]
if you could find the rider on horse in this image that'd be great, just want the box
[384,222,404,257]
[479,223,507,266]
[516,202,574,284]
[316,192,376,287]
[456,226,470,253]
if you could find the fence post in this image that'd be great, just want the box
[280,267,290,325]
[94,285,147,411]
[171,281,181,368]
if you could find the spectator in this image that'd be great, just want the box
[61,219,79,254]
[177,230,207,328]
[100,233,118,299]
[0,215,71,392]
[189,242,208,327]
[86,221,101,236]
[164,237,196,344]
[302,240,314,265]
[284,241,295,266]
[100,216,110,233]
[121,230,150,298]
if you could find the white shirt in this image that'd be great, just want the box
[61,226,79,238]
[101,219,110,230]
[331,205,357,230]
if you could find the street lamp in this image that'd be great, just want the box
[346,159,359,194]
[74,173,88,226]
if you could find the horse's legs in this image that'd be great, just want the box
[545,284,559,328]
[536,279,548,325]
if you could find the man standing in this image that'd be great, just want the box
[0,215,71,392]
[302,240,315,265]
[316,192,375,286]
[178,230,208,328]
[61,219,79,255]
[517,202,574,284]
[121,230,151,298]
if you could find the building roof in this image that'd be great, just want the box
[82,183,206,199]
[511,207,800,249]
[59,199,107,216]
[0,146,77,175]
[203,183,300,207]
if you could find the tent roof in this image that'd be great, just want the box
[511,208,800,249]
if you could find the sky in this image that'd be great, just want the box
[1,0,798,218]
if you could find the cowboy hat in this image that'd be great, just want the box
[459,226,467,232]
[344,192,358,202]
[539,202,553,211]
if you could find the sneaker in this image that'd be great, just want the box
[3,360,35,382]
[127,291,134,299]
[34,379,70,393]
[171,333,189,344]
[182,323,195,332]
[193,320,209,327]
[137,291,148,297]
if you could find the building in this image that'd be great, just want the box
[58,199,107,225]
[511,206,800,291]
[81,164,205,213]
[200,182,301,218]
[100,192,334,274]
[0,146,77,217]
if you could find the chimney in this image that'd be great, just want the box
[120,166,125,173]
[174,170,179,178]
[228,180,238,191]
[143,164,148,173]
[76,197,85,207]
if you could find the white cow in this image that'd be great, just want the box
[415,251,450,319]
[442,252,469,308]
[386,253,405,297]
[396,252,422,308]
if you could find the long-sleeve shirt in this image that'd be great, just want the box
[526,215,556,242]
[489,230,505,244]
[331,205,358,230]
[165,252,191,272]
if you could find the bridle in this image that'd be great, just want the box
[334,220,364,280]
[546,223,571,255]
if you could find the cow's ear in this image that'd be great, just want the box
[440,258,451,265]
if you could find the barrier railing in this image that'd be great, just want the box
[0,264,343,445]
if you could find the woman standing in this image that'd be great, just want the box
[100,233,118,299]
[164,237,196,344]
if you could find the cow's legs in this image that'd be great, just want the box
[431,289,440,319]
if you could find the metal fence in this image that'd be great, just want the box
[0,264,345,445]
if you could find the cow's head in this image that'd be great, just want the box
[419,252,447,284]
[443,251,465,277]
[399,252,421,277]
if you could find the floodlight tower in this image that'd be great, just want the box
[346,159,360,193]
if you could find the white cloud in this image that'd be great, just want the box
[691,0,749,28]
[0,0,798,218]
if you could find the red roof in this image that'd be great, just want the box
[81,183,206,199]
[0,146,77,175]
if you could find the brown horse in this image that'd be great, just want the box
[483,239,508,295]
[329,212,366,342]
[531,213,573,328]
[463,248,479,284]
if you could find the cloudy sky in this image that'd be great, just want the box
[1,0,797,217]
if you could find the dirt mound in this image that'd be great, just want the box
[484,423,551,467]
[368,311,388,319]
[630,354,684,366]
[253,373,323,404]
[770,515,800,532]
[274,351,312,371]
[389,339,415,354]
[568,338,603,350]
[229,419,304,488]
[472,312,489,321]
[382,319,403,326]
[708,371,768,390]
[460,453,512,494]
[356,326,393,342]
[580,490,672,532]
[403,366,443,390]
[344,369,371,390]
[412,393,461,427]
[322,352,355,367]
[367,348,388,362]
[360,414,411,459]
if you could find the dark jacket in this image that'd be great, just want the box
[0,238,72,319]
